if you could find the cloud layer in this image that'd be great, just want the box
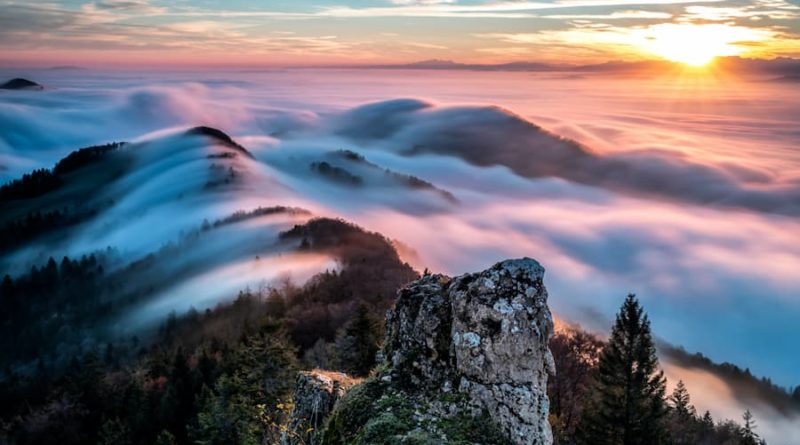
[0,68,798,441]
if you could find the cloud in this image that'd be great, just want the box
[321,0,726,17]
[84,0,166,14]
[1,0,797,66]
[662,361,800,444]
[542,10,673,19]
[1,68,799,392]
[332,99,800,216]
[476,22,789,62]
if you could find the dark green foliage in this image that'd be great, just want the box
[0,253,110,367]
[438,410,512,445]
[1,314,298,445]
[321,378,388,445]
[333,304,382,377]
[280,218,418,350]
[321,377,512,445]
[577,294,668,445]
[554,295,774,445]
[0,213,416,445]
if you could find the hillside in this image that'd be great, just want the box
[0,78,43,90]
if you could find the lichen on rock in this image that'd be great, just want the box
[315,258,555,445]
[281,370,360,445]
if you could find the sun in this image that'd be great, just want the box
[636,23,766,67]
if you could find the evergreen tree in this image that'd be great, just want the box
[333,303,381,376]
[167,347,195,442]
[701,411,714,429]
[577,294,668,445]
[697,410,716,445]
[740,410,761,445]
[670,380,696,418]
[667,380,698,445]
[192,377,260,445]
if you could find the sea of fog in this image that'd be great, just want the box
[1,67,799,441]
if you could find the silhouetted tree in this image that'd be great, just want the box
[740,410,762,445]
[667,380,698,445]
[577,294,668,445]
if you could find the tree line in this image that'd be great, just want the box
[549,294,770,445]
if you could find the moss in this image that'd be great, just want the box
[320,377,387,445]
[438,410,512,445]
[401,429,443,445]
[358,412,414,444]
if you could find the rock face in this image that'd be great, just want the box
[282,371,359,445]
[320,258,555,445]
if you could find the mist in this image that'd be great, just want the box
[1,67,799,442]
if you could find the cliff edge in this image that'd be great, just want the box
[287,258,555,445]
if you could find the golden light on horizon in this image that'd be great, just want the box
[634,23,771,67]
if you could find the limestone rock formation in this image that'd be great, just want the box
[282,370,359,445]
[320,258,555,445]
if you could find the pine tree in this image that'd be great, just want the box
[333,303,381,376]
[670,380,696,419]
[577,294,668,445]
[668,380,698,445]
[740,410,761,445]
[698,410,716,444]
[701,411,714,429]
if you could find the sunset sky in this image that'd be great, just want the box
[1,0,799,67]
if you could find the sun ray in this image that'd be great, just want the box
[634,23,772,67]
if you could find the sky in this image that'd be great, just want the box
[1,0,799,67]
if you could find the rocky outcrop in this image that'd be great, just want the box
[282,371,359,445]
[319,258,555,445]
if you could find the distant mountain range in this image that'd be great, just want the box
[340,56,800,77]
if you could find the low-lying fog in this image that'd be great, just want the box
[1,67,798,442]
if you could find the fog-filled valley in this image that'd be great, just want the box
[1,67,799,444]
